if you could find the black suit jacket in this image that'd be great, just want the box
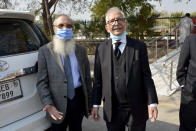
[92,36,158,124]
[177,34,196,104]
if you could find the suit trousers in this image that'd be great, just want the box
[51,86,85,131]
[179,101,196,131]
[106,106,146,131]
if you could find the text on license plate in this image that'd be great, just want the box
[0,79,22,103]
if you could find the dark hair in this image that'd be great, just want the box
[185,13,190,17]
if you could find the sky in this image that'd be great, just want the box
[150,0,196,14]
[13,0,196,20]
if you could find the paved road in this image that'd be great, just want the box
[82,91,181,131]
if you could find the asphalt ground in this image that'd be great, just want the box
[82,90,181,131]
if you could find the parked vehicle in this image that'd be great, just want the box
[0,10,50,131]
[192,17,196,34]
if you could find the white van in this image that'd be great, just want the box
[0,10,50,131]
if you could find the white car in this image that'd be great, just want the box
[0,10,50,131]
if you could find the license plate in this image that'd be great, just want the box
[0,79,23,103]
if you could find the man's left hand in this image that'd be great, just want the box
[149,106,158,122]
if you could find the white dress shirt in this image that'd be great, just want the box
[112,35,127,53]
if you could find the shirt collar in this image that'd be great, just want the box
[112,35,127,45]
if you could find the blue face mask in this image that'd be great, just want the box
[110,31,127,41]
[56,28,74,40]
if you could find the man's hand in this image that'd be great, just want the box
[149,106,158,122]
[91,107,100,121]
[43,105,63,121]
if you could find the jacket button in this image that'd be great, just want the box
[64,96,67,98]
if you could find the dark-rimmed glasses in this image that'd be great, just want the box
[107,18,126,25]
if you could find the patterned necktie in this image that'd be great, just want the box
[114,41,121,59]
[64,55,75,99]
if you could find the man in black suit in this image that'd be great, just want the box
[176,34,196,131]
[91,7,158,131]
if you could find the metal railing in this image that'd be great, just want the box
[148,30,180,91]
[162,49,180,91]
[146,30,179,62]
[146,33,169,61]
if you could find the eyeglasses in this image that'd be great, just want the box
[54,23,73,29]
[107,18,126,25]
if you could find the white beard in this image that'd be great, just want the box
[53,35,76,55]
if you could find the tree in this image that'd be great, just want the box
[91,0,160,19]
[191,12,196,17]
[170,12,184,28]
[127,3,160,40]
[0,0,20,9]
[0,0,11,9]
[91,0,160,40]
[1,0,92,39]
[26,0,91,36]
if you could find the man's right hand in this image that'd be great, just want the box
[43,105,63,120]
[91,107,100,121]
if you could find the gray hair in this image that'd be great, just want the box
[53,14,72,26]
[105,7,125,23]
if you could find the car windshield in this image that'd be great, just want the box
[0,19,41,57]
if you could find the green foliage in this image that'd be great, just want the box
[91,0,154,18]
[91,0,161,40]
[73,22,81,33]
[73,18,107,39]
[170,12,184,27]
[127,7,160,40]
[24,0,92,38]
[170,12,184,17]
[87,17,108,38]
[91,0,120,19]
[191,12,196,17]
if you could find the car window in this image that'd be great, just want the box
[0,19,41,57]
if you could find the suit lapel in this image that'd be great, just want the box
[75,45,82,69]
[126,36,134,86]
[75,45,84,81]
[105,39,112,86]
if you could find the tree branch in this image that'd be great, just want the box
[51,0,59,15]
[48,0,57,9]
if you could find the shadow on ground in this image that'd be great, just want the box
[82,107,179,131]
[146,120,178,131]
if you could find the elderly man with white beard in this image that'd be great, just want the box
[36,14,92,131]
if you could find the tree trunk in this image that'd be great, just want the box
[42,0,50,38]
[44,0,54,38]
